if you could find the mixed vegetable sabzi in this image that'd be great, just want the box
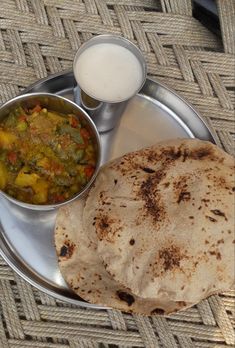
[0,103,96,204]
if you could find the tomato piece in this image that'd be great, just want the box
[76,143,86,150]
[31,104,42,113]
[19,115,27,121]
[52,193,65,203]
[7,151,17,164]
[84,165,94,178]
[50,161,64,175]
[80,128,90,141]
[70,116,79,128]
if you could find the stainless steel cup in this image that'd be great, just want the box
[73,35,147,133]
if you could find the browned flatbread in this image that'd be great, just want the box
[55,138,235,315]
[83,139,235,303]
[55,199,191,315]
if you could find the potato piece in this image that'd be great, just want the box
[0,162,8,190]
[0,130,17,149]
[37,157,50,170]
[47,112,65,125]
[15,167,49,204]
[15,169,39,187]
[32,179,49,204]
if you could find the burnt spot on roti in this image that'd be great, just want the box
[60,245,67,257]
[173,176,192,204]
[182,149,188,162]
[95,214,122,242]
[176,301,187,307]
[150,145,215,163]
[211,175,232,191]
[217,239,224,245]
[202,198,210,204]
[179,144,222,163]
[209,250,222,260]
[159,245,184,271]
[114,179,118,185]
[99,217,109,229]
[141,166,155,174]
[163,148,182,161]
[139,170,166,222]
[206,215,217,223]
[151,308,165,315]
[210,209,227,220]
[59,240,75,259]
[129,238,135,245]
[116,291,135,306]
[146,146,186,164]
[148,144,224,173]
[177,191,191,204]
[154,170,166,183]
[189,147,213,160]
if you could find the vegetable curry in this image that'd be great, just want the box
[0,104,97,204]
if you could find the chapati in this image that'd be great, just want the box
[55,199,192,314]
[83,139,235,303]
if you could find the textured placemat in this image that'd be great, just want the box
[0,1,234,347]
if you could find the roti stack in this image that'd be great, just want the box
[55,138,235,315]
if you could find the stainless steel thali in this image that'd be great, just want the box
[0,70,216,308]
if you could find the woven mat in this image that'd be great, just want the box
[0,0,234,347]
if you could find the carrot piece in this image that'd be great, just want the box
[84,165,94,178]
[80,128,90,140]
[31,104,42,113]
[8,151,17,164]
[70,116,79,128]
[52,194,65,203]
[19,115,27,121]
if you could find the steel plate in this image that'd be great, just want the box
[0,70,215,308]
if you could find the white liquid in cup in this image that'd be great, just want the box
[74,43,143,103]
